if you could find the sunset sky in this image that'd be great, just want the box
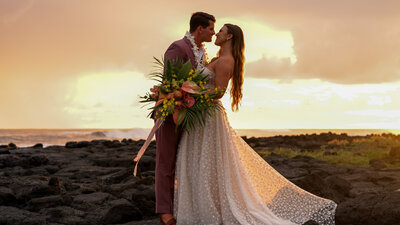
[1,0,400,129]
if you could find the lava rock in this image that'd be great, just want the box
[8,142,17,149]
[102,199,143,224]
[33,143,43,148]
[0,206,46,225]
[65,141,90,148]
[369,158,387,170]
[27,195,65,211]
[0,186,16,206]
[29,155,49,167]
[389,146,400,159]
[0,149,10,154]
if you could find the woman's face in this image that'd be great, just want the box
[214,25,231,46]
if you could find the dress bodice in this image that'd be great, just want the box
[202,67,216,90]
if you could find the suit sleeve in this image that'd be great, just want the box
[164,43,188,64]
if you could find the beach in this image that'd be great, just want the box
[1,133,400,224]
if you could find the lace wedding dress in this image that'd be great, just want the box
[174,67,337,225]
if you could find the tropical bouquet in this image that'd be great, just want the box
[132,57,224,176]
[140,57,224,130]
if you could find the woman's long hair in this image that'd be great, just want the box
[225,24,245,111]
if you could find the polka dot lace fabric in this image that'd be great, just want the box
[174,68,337,225]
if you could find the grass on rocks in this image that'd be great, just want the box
[258,134,400,167]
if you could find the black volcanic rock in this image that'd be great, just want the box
[0,155,19,168]
[99,168,132,185]
[27,195,65,212]
[8,142,17,150]
[65,141,90,148]
[0,149,10,154]
[90,139,109,145]
[0,135,399,224]
[39,206,86,224]
[0,206,46,224]
[369,158,387,170]
[0,186,16,206]
[102,199,143,223]
[29,155,49,167]
[33,143,43,148]
[65,141,78,148]
[103,140,123,148]
[389,146,400,159]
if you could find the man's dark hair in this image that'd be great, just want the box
[189,12,215,33]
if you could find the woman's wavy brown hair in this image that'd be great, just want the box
[225,24,245,111]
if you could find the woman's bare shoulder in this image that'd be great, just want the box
[216,55,235,64]
[215,56,234,76]
[216,55,234,71]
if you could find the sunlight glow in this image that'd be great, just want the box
[63,71,155,128]
[68,71,140,106]
[220,79,400,129]
[62,72,400,129]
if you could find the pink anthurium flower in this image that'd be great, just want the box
[184,96,195,108]
[155,99,164,107]
[181,81,201,94]
[173,108,186,125]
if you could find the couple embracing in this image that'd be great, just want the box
[152,12,336,225]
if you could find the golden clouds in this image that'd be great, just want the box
[2,0,400,83]
[241,0,400,84]
[1,0,400,128]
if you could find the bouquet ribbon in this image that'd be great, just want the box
[132,119,162,176]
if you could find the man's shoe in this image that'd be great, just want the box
[160,214,177,225]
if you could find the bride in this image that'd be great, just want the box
[173,24,337,225]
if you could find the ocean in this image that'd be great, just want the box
[1,128,399,148]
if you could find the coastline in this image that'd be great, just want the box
[1,128,399,147]
[1,133,400,224]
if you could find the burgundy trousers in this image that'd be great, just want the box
[154,116,182,214]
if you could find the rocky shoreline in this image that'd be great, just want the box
[1,133,400,225]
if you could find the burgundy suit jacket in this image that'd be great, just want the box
[151,36,196,119]
[164,36,196,68]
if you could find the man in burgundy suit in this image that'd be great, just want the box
[156,12,215,225]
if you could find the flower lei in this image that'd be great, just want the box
[185,31,208,70]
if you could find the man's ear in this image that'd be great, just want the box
[197,26,203,33]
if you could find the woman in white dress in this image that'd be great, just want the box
[174,24,337,225]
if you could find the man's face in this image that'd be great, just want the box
[201,20,215,42]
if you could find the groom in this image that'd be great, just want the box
[155,12,215,225]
